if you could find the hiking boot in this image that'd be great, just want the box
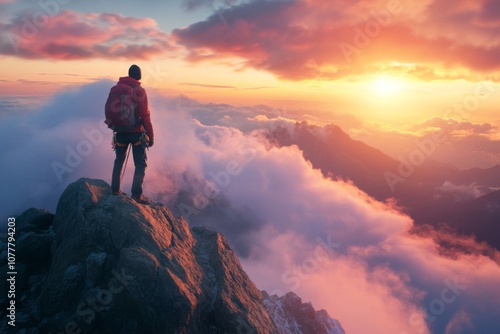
[112,190,127,196]
[131,194,151,204]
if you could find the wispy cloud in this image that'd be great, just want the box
[349,116,500,169]
[37,73,90,78]
[412,117,498,137]
[181,82,236,89]
[438,181,499,201]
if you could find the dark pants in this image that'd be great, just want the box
[111,132,147,196]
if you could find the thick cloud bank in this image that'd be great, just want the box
[1,82,499,333]
[173,0,500,81]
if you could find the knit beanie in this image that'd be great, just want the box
[128,64,142,80]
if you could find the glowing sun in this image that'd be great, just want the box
[369,75,405,96]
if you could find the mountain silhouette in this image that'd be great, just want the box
[268,122,500,249]
[424,189,500,245]
[0,178,344,334]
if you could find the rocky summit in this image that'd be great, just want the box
[0,178,344,334]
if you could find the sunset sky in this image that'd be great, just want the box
[1,1,500,333]
[1,0,499,120]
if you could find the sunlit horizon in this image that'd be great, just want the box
[1,1,500,333]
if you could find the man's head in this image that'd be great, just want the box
[128,64,142,80]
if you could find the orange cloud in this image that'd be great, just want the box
[172,0,500,81]
[0,10,172,60]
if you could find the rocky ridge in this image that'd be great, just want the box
[1,178,344,334]
[263,292,344,334]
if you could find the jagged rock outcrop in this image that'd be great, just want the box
[262,292,345,334]
[0,178,344,333]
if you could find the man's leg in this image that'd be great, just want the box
[131,142,147,197]
[111,143,128,194]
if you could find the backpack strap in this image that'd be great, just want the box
[128,84,143,126]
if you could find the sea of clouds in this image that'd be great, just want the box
[1,81,499,334]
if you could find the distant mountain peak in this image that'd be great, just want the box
[268,122,500,250]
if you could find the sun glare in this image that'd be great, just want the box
[368,75,405,96]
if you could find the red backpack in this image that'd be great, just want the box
[104,83,140,131]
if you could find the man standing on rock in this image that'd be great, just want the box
[107,64,154,204]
